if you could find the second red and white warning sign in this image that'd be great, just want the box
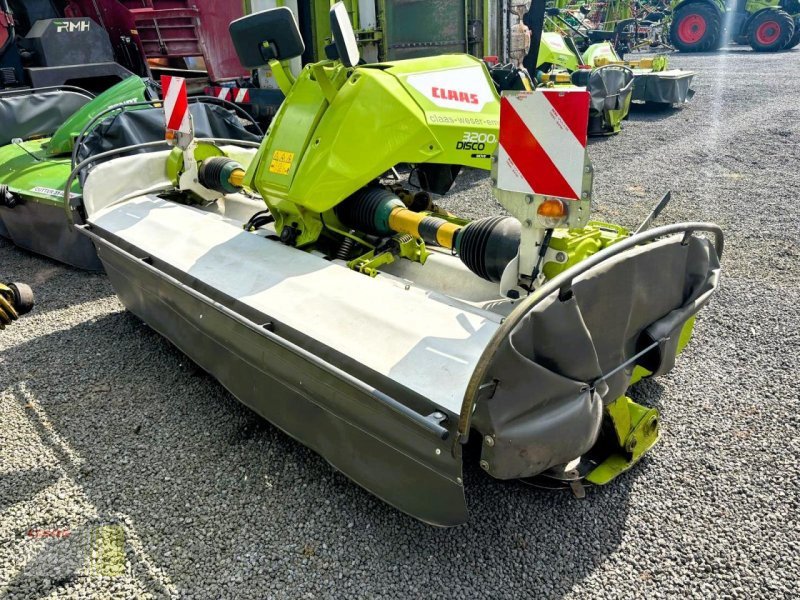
[497,89,590,200]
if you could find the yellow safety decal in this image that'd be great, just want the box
[269,150,294,175]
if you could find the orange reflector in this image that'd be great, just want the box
[537,199,567,218]
[537,198,568,228]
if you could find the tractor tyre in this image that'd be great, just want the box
[670,3,722,52]
[784,18,800,49]
[748,10,795,51]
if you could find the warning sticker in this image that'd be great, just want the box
[269,150,294,175]
[32,186,63,197]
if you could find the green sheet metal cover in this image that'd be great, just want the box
[0,141,76,205]
[46,76,153,157]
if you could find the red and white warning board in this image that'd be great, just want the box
[161,75,191,135]
[497,89,590,200]
[206,86,252,104]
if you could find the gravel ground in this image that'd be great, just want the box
[1,47,799,599]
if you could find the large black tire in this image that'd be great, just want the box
[784,17,800,49]
[748,10,794,51]
[670,3,722,52]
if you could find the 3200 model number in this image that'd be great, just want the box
[456,131,497,151]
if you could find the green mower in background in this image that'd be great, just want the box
[0,77,155,270]
[0,76,261,270]
[550,0,675,53]
[534,28,693,134]
[494,8,634,135]
[669,0,800,51]
[535,31,634,135]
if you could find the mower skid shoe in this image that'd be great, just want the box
[464,224,722,481]
[632,71,695,105]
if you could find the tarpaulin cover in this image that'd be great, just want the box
[632,71,694,104]
[76,103,261,166]
[472,234,721,479]
[588,66,633,116]
[0,90,92,145]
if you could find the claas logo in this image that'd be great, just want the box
[54,20,91,33]
[431,87,479,104]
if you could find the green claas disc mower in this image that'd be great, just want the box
[0,280,33,330]
[539,7,695,135]
[535,30,635,135]
[61,3,722,526]
[580,43,696,105]
[670,0,800,51]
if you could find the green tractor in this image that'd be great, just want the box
[669,0,800,51]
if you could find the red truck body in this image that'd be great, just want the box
[65,0,247,82]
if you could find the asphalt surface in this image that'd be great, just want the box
[1,47,798,599]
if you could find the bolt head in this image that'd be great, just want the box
[484,435,495,447]
[479,460,490,471]
[648,416,659,434]
[435,448,441,455]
